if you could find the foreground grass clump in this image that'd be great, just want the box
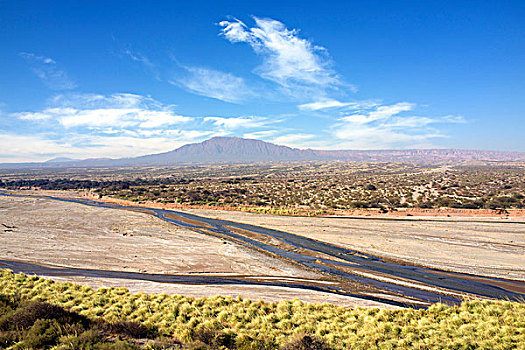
[0,293,179,349]
[1,270,524,349]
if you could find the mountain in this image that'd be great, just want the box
[132,137,321,164]
[1,137,525,169]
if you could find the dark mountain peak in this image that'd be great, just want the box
[189,136,278,150]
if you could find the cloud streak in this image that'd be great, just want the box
[171,66,252,103]
[331,102,452,149]
[298,99,354,111]
[124,49,160,80]
[203,116,273,130]
[19,52,76,90]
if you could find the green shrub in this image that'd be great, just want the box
[282,333,332,350]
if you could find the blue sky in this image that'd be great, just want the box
[0,0,524,161]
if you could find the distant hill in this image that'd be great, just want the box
[1,136,525,169]
[316,148,525,163]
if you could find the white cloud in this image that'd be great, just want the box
[203,116,270,129]
[14,93,190,131]
[172,66,252,103]
[383,116,436,128]
[332,126,445,149]
[50,93,153,109]
[442,115,467,124]
[366,102,415,122]
[299,99,382,111]
[271,133,315,147]
[0,134,74,162]
[298,99,352,111]
[19,52,76,90]
[15,111,56,121]
[219,17,349,97]
[243,130,279,139]
[137,111,190,128]
[58,108,189,129]
[332,102,454,149]
[6,92,287,162]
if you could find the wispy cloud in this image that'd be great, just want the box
[19,52,76,90]
[203,116,272,129]
[442,115,467,124]
[298,99,353,111]
[340,102,415,125]
[219,17,351,98]
[298,99,380,111]
[271,133,315,147]
[124,49,160,80]
[170,66,252,103]
[121,49,253,103]
[331,102,453,149]
[242,130,279,139]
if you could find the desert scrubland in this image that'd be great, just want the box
[2,162,525,214]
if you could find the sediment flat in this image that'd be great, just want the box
[0,194,394,308]
[183,208,525,281]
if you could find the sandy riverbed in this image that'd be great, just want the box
[182,209,525,281]
[0,195,395,308]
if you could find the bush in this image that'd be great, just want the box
[13,319,64,349]
[108,320,156,339]
[282,334,332,350]
[0,301,89,331]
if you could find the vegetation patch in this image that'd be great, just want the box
[2,163,524,212]
[0,270,524,349]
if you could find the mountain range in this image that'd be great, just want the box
[2,137,525,169]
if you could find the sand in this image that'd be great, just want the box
[182,209,525,281]
[0,194,395,308]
